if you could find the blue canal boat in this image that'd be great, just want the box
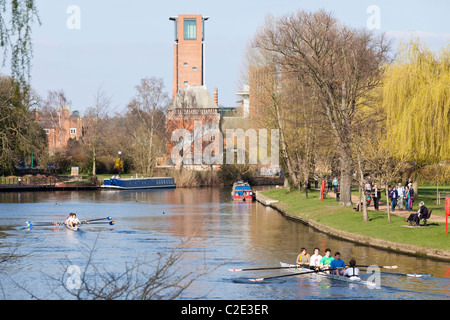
[231,180,255,202]
[101,177,176,190]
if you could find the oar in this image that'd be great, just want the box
[356,265,398,269]
[229,265,309,272]
[83,217,113,223]
[82,221,115,226]
[360,269,432,278]
[249,269,319,282]
[25,221,64,227]
[249,268,341,282]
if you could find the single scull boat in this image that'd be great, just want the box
[65,224,80,231]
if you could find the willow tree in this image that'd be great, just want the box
[0,0,40,89]
[383,40,450,167]
[253,10,391,206]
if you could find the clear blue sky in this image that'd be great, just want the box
[4,0,449,115]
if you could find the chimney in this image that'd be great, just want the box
[214,88,218,106]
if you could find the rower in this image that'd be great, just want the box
[319,248,334,273]
[296,247,310,267]
[344,259,360,278]
[309,247,322,270]
[66,213,81,228]
[330,252,345,276]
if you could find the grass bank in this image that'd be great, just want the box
[260,188,450,252]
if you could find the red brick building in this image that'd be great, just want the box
[35,106,84,155]
[169,14,209,99]
[165,14,220,168]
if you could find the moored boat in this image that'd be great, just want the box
[101,177,176,190]
[231,180,255,202]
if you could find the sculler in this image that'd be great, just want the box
[344,259,360,278]
[66,213,81,228]
[296,247,310,267]
[309,247,322,269]
[319,248,334,273]
[329,252,346,276]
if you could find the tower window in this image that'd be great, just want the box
[184,18,197,40]
[70,128,77,135]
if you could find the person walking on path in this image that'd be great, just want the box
[404,185,410,211]
[407,183,415,211]
[332,177,339,194]
[397,183,405,210]
[373,184,380,210]
[389,185,398,212]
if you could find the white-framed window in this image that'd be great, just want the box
[70,128,77,135]
[44,129,50,134]
[184,81,189,85]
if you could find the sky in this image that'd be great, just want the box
[2,0,450,115]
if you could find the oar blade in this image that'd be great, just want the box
[228,269,243,272]
[406,274,423,278]
[383,265,398,269]
[249,278,265,282]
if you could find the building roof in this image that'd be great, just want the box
[170,86,218,110]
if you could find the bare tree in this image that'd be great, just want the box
[83,86,112,176]
[126,77,169,175]
[253,10,391,206]
[41,89,71,151]
[12,236,218,300]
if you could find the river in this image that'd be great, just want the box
[0,187,449,300]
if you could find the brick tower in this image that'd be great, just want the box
[169,14,209,99]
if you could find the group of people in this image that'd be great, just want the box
[388,181,415,212]
[362,179,415,212]
[296,247,360,278]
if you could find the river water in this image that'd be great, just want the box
[0,187,449,300]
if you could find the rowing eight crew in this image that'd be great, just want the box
[296,247,359,278]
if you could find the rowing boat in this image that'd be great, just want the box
[65,224,79,231]
[280,262,376,287]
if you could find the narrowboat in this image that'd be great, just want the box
[101,177,176,190]
[231,180,255,202]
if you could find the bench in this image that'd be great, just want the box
[421,209,432,226]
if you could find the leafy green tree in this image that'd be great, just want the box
[0,75,46,175]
